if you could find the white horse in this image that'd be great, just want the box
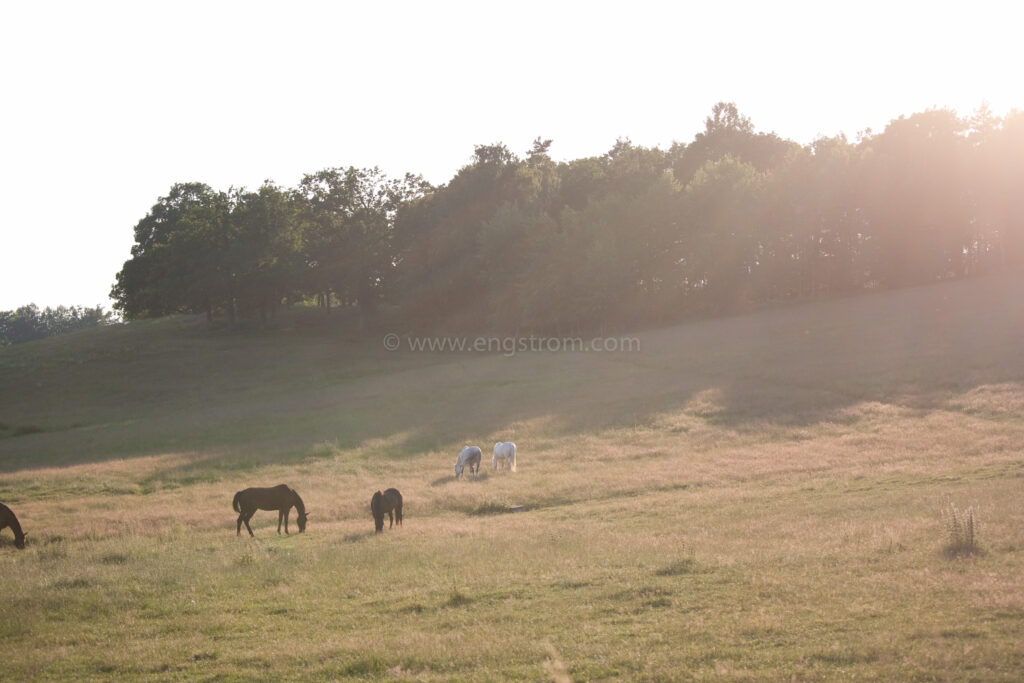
[454,446,482,478]
[492,442,517,472]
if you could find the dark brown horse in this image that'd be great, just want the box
[233,484,309,536]
[371,488,403,532]
[0,502,26,549]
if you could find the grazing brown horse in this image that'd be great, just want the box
[233,484,309,537]
[0,502,26,549]
[371,488,403,533]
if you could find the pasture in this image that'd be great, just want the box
[1,273,1023,680]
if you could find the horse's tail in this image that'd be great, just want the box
[510,449,517,472]
[232,491,242,513]
[1,504,25,549]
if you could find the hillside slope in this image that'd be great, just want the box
[0,273,1022,679]
[2,271,1022,476]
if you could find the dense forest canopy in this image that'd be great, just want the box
[111,103,1024,332]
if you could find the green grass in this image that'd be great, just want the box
[1,273,1024,679]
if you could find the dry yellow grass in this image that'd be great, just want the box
[1,272,1023,679]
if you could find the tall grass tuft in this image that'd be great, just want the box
[942,503,981,557]
[445,589,474,608]
[469,499,511,516]
[656,543,702,576]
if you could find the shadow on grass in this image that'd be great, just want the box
[431,471,490,487]
[3,273,1024,475]
[341,530,375,543]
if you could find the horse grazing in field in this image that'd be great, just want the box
[454,446,482,478]
[232,484,309,537]
[492,441,517,472]
[370,488,403,532]
[0,502,26,549]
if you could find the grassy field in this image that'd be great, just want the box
[1,273,1023,680]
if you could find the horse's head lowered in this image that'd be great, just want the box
[371,491,384,531]
[297,511,310,533]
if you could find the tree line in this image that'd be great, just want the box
[0,304,113,346]
[112,102,1024,333]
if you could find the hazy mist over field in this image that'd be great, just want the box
[2,3,1023,677]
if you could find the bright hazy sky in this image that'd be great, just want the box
[1,0,1019,311]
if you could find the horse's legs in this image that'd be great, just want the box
[388,510,394,529]
[238,506,256,536]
